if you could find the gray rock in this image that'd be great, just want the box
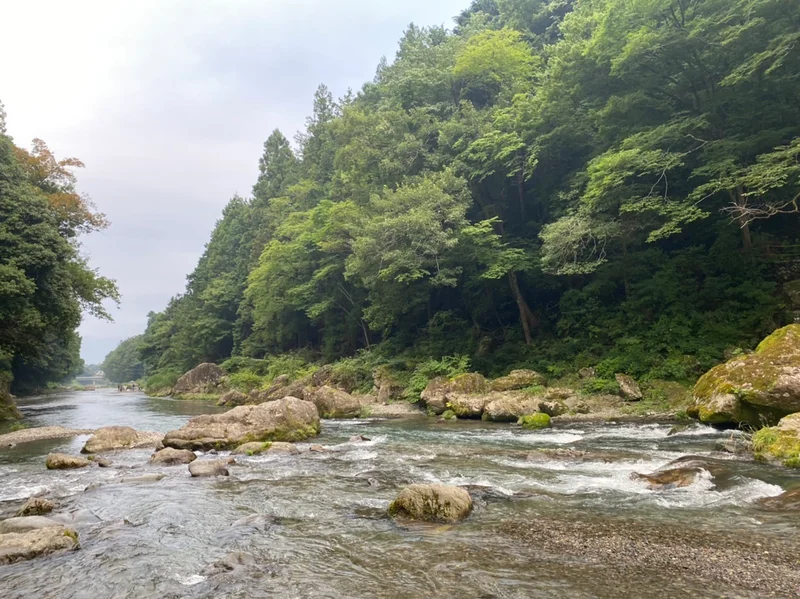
[82,426,163,453]
[45,453,93,470]
[189,459,233,477]
[0,526,78,564]
[0,516,62,534]
[173,363,226,395]
[149,447,197,465]
[615,374,643,401]
[15,498,56,517]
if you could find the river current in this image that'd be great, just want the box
[1,389,798,598]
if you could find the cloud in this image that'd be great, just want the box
[1,0,466,363]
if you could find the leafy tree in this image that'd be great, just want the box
[103,335,144,383]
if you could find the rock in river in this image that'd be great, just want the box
[149,447,197,465]
[689,324,800,426]
[388,484,473,523]
[82,426,164,453]
[307,385,364,418]
[45,453,93,470]
[16,498,56,517]
[163,396,320,451]
[189,459,233,477]
[0,527,79,564]
[0,426,94,448]
[483,394,540,422]
[0,517,63,534]
[420,373,490,415]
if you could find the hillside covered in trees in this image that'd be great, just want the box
[0,103,118,414]
[115,0,800,394]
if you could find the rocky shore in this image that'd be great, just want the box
[501,516,800,597]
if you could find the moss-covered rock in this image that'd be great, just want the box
[491,369,544,392]
[388,484,473,523]
[162,396,320,451]
[690,324,800,426]
[441,409,456,420]
[483,394,541,422]
[518,413,551,429]
[0,526,79,564]
[752,413,800,467]
[420,373,489,415]
[45,453,93,470]
[307,386,364,418]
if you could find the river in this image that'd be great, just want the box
[1,388,799,598]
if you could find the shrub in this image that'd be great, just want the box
[227,370,265,393]
[144,370,181,395]
[581,378,620,395]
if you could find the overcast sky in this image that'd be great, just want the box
[1,0,467,364]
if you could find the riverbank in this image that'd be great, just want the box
[501,515,800,597]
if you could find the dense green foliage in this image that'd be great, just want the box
[132,0,800,387]
[102,335,144,383]
[0,106,118,397]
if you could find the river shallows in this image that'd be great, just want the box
[1,389,799,598]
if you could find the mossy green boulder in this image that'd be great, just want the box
[752,413,800,467]
[518,413,551,429]
[420,373,490,415]
[163,396,320,451]
[689,325,800,426]
[388,484,473,523]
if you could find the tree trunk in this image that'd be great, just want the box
[732,185,752,250]
[517,161,526,222]
[508,271,533,345]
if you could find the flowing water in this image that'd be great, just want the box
[1,389,799,599]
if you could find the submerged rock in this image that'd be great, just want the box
[16,498,56,517]
[0,527,78,564]
[758,488,800,510]
[388,484,473,523]
[615,374,643,401]
[189,458,233,477]
[420,373,490,415]
[162,396,320,451]
[173,362,226,396]
[490,370,544,392]
[632,456,725,491]
[689,324,800,426]
[149,447,197,465]
[119,473,167,484]
[231,441,299,455]
[45,453,93,470]
[201,551,258,577]
[308,386,363,418]
[82,426,163,453]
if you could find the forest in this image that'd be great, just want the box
[0,102,118,409]
[96,0,799,393]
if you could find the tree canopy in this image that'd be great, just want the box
[130,0,800,384]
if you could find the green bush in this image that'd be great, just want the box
[144,370,181,395]
[581,378,620,395]
[227,370,265,392]
[220,357,271,376]
[266,353,315,382]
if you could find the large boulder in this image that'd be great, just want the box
[752,413,800,467]
[173,363,226,396]
[149,447,197,465]
[82,426,163,453]
[307,386,363,418]
[162,396,320,451]
[689,325,800,426]
[45,453,93,470]
[16,498,56,517]
[483,394,541,422]
[0,527,79,564]
[420,373,490,415]
[388,484,473,523]
[446,394,491,419]
[615,374,643,401]
[491,369,544,392]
